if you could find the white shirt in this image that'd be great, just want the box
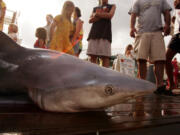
[130,0,172,33]
[8,33,19,43]
[174,9,180,34]
[44,24,51,42]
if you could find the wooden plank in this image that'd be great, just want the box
[0,94,180,134]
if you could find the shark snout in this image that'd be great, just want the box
[104,75,156,94]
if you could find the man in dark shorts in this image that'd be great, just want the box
[165,0,180,95]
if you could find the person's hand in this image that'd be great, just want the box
[130,28,137,38]
[89,14,100,23]
[164,25,171,36]
[92,13,96,17]
[94,12,102,17]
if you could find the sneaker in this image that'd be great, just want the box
[163,89,176,96]
[154,85,166,95]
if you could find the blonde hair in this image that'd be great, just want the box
[8,23,18,34]
[61,1,74,21]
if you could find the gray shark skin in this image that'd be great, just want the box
[0,32,156,112]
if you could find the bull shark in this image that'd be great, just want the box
[0,31,156,112]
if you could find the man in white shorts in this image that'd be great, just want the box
[129,0,172,94]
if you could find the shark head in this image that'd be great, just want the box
[35,70,156,112]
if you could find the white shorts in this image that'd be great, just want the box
[134,32,166,62]
[87,39,111,57]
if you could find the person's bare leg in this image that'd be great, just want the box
[90,55,98,64]
[165,48,177,90]
[154,61,165,88]
[76,50,81,58]
[75,54,79,57]
[102,56,110,68]
[138,59,147,80]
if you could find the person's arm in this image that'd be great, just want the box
[89,13,100,23]
[49,20,57,41]
[89,7,100,23]
[72,19,83,44]
[161,0,172,36]
[95,5,116,19]
[163,10,171,36]
[130,13,137,38]
[129,0,139,38]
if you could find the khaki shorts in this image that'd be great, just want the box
[134,32,166,62]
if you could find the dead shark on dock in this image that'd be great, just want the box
[0,31,156,112]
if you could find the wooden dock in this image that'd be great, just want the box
[0,93,180,135]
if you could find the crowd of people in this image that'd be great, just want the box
[0,0,180,96]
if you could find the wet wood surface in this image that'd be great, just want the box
[0,93,180,135]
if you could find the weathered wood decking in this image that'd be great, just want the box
[0,93,180,135]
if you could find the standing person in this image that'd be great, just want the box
[0,0,6,31]
[8,23,18,43]
[34,27,47,49]
[125,44,134,59]
[125,44,137,77]
[87,0,116,68]
[44,14,53,49]
[72,7,84,57]
[50,1,75,55]
[129,0,172,94]
[166,0,180,92]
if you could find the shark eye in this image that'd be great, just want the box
[105,85,114,96]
